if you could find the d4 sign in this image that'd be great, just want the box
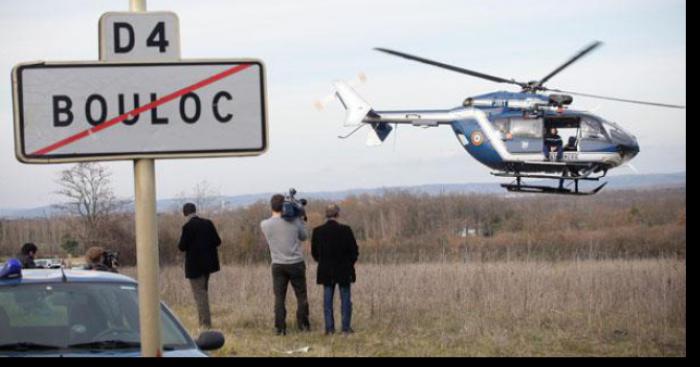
[99,12,180,61]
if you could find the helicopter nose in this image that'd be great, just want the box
[618,142,640,162]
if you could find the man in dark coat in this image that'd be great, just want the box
[311,204,359,334]
[18,243,38,269]
[543,127,564,161]
[178,203,222,329]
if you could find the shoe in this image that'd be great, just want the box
[276,328,287,336]
[342,328,354,335]
[299,323,311,332]
[325,329,335,335]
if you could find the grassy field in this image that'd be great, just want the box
[123,258,685,357]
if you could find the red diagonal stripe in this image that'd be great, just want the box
[31,63,253,156]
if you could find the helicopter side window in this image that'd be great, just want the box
[509,118,543,138]
[500,118,544,154]
[580,117,607,141]
[493,119,512,140]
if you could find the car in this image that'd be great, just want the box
[0,263,225,357]
[33,258,62,269]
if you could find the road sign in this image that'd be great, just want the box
[99,11,180,61]
[12,60,267,163]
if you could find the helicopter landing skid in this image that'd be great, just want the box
[501,181,607,195]
[497,170,608,195]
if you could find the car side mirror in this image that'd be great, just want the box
[196,330,225,351]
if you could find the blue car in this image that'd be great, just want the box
[0,262,224,357]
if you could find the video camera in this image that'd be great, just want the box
[281,188,308,222]
[102,250,120,270]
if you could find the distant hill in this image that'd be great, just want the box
[0,172,685,219]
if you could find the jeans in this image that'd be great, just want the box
[323,283,352,333]
[543,144,563,160]
[272,262,310,332]
[189,273,211,328]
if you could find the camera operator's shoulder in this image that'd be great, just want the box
[260,217,275,230]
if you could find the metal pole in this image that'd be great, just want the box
[130,0,146,12]
[134,159,161,357]
[130,0,162,358]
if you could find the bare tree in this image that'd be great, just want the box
[192,180,221,214]
[173,180,222,215]
[54,162,123,246]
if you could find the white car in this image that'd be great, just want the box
[0,265,224,357]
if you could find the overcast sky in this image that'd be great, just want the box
[0,0,686,208]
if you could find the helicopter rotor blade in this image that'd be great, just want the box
[544,87,686,109]
[374,47,527,88]
[536,41,603,88]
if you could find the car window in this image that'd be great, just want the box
[0,283,193,351]
[0,287,68,327]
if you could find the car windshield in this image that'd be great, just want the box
[0,282,193,353]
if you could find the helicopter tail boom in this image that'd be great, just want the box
[332,81,461,145]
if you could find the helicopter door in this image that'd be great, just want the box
[579,116,611,151]
[502,117,543,153]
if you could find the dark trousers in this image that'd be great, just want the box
[272,262,310,331]
[189,273,211,328]
[543,143,563,160]
[323,283,352,333]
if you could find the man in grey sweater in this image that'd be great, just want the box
[260,194,310,335]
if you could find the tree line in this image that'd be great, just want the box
[0,167,685,264]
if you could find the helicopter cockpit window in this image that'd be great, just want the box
[602,119,636,145]
[580,117,607,141]
[509,118,542,138]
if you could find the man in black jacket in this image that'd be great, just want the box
[311,204,359,335]
[178,203,222,329]
[543,127,564,161]
[18,243,38,269]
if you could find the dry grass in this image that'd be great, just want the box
[124,258,685,356]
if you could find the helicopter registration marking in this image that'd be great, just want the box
[549,151,579,160]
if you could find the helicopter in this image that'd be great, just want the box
[332,41,685,195]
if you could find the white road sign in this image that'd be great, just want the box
[12,60,267,163]
[99,11,180,61]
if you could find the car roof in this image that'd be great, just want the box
[0,268,137,286]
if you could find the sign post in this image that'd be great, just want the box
[134,157,160,356]
[11,0,267,357]
[130,0,160,357]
